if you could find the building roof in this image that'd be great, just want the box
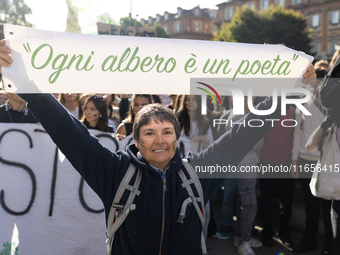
[152,6,217,23]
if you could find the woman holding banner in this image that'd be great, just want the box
[0,40,316,255]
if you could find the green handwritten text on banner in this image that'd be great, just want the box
[2,24,313,94]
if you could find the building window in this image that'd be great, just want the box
[165,13,168,20]
[156,16,160,22]
[174,22,180,33]
[330,10,340,24]
[210,11,216,18]
[291,0,302,5]
[310,14,320,28]
[163,25,168,33]
[195,9,199,16]
[275,0,285,7]
[260,0,269,10]
[246,2,255,9]
[224,7,233,19]
[194,21,202,32]
[148,19,152,25]
[178,10,181,16]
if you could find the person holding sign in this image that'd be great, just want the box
[0,39,316,255]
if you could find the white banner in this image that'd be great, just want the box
[2,24,313,95]
[0,124,134,255]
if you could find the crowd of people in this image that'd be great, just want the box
[1,39,340,255]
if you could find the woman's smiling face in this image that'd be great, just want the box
[84,101,100,127]
[135,119,178,170]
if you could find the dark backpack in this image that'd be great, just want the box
[105,159,207,255]
[317,55,340,112]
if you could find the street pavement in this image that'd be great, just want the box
[206,185,327,255]
[206,230,325,255]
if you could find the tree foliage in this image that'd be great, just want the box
[120,16,142,27]
[0,0,32,26]
[119,16,169,38]
[215,6,311,54]
[154,25,169,38]
[153,22,169,38]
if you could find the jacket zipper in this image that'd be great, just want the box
[159,179,167,255]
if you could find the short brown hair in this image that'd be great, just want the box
[133,103,180,142]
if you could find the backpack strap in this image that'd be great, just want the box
[105,160,207,255]
[180,159,207,255]
[106,163,142,255]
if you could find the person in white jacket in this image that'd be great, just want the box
[291,68,333,254]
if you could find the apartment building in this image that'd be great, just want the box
[144,0,339,60]
[216,0,340,60]
[141,6,218,41]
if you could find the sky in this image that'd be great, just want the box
[24,0,224,32]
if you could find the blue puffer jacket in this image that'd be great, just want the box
[20,94,282,255]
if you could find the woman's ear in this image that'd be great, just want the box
[135,140,138,149]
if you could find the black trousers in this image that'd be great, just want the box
[320,199,333,250]
[298,158,333,248]
[259,162,295,238]
[298,158,320,240]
